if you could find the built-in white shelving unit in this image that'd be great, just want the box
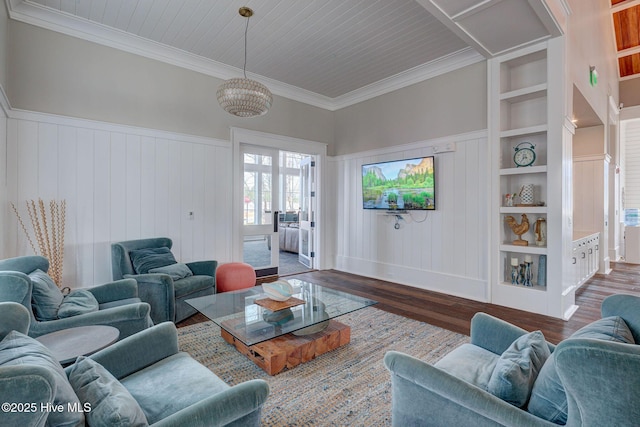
[490,39,575,319]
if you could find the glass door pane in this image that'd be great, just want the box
[299,156,315,268]
[242,146,279,276]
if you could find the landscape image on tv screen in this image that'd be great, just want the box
[362,156,435,210]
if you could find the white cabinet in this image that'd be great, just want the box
[572,232,599,288]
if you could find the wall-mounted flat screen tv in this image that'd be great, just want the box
[362,156,435,210]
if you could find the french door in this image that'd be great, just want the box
[299,156,316,268]
[233,128,325,277]
[242,145,280,277]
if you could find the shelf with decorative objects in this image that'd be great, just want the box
[490,38,571,318]
[500,166,547,176]
[494,43,549,302]
[499,244,547,254]
[500,207,547,214]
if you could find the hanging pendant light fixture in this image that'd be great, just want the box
[217,7,272,117]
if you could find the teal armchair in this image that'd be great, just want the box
[384,294,640,426]
[0,302,269,426]
[0,255,152,339]
[111,237,216,324]
[0,302,55,427]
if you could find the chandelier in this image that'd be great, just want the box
[217,7,272,117]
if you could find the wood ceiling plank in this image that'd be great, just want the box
[614,6,640,51]
[20,0,546,99]
[100,0,123,29]
[631,7,640,48]
[88,0,107,23]
[613,8,625,50]
[619,53,640,76]
[634,52,640,74]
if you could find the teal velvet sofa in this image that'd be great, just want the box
[0,302,270,426]
[111,237,217,324]
[0,255,152,339]
[384,294,640,426]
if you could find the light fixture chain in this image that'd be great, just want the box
[243,13,250,78]
[217,7,272,117]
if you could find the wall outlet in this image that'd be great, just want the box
[187,211,194,220]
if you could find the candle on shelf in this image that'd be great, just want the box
[511,257,519,266]
[524,255,532,263]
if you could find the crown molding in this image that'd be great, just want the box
[7,0,483,112]
[331,48,484,110]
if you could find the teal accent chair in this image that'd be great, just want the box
[0,256,152,339]
[384,294,640,427]
[0,302,270,427]
[111,237,217,324]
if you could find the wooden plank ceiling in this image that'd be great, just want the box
[18,0,559,101]
[612,0,640,79]
[26,0,470,99]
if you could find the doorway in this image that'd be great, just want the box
[234,129,324,278]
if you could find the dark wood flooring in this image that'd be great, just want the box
[177,262,640,345]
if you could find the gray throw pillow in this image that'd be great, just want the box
[487,330,551,408]
[0,331,85,426]
[68,356,149,427]
[57,290,100,319]
[129,247,177,274]
[29,269,64,321]
[528,316,635,424]
[148,263,193,281]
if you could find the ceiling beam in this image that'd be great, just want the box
[415,0,565,58]
[618,46,640,57]
[414,0,494,58]
[611,0,640,13]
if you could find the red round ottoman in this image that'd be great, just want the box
[216,262,256,293]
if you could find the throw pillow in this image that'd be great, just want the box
[57,290,100,319]
[487,330,551,408]
[528,316,635,424]
[129,247,177,274]
[68,356,149,427]
[0,331,85,427]
[148,263,193,281]
[29,269,64,321]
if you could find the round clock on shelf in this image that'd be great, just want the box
[513,142,536,167]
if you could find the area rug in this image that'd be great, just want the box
[177,307,469,426]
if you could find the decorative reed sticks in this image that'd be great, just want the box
[11,199,66,287]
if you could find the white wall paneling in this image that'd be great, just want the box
[573,154,610,274]
[5,110,232,288]
[624,119,640,209]
[332,130,489,302]
[0,112,6,260]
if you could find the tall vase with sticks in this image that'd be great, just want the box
[11,199,66,287]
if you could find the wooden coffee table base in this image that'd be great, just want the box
[221,320,351,375]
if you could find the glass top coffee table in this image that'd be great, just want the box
[186,278,377,375]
